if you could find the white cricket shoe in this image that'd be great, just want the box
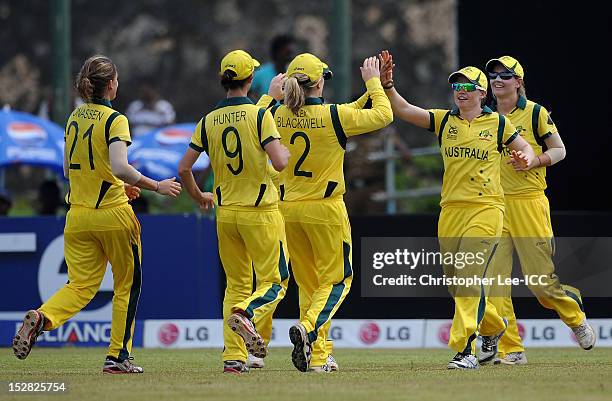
[447,353,479,370]
[494,352,528,365]
[572,319,596,350]
[247,354,264,369]
[227,312,267,358]
[289,323,312,372]
[478,318,508,364]
[327,355,339,371]
[309,364,332,373]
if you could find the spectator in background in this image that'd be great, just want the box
[37,180,62,215]
[0,188,12,216]
[125,78,176,137]
[249,34,296,99]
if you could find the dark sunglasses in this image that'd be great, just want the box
[488,71,516,80]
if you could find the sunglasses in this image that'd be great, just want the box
[487,71,516,80]
[451,82,484,92]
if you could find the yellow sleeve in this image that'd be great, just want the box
[502,116,519,146]
[538,105,559,139]
[108,114,132,146]
[427,109,451,136]
[343,91,370,109]
[188,118,207,153]
[256,94,277,109]
[259,108,281,148]
[336,77,393,137]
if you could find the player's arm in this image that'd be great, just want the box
[264,139,290,172]
[378,50,430,129]
[178,118,213,209]
[178,147,214,209]
[337,57,393,137]
[259,108,289,171]
[109,141,181,197]
[540,134,566,166]
[537,107,565,166]
[63,144,69,179]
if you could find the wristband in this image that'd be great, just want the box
[155,181,160,192]
[382,80,394,89]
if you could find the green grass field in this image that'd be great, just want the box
[2,347,611,401]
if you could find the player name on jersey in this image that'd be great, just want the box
[443,146,489,161]
[276,116,326,129]
[212,110,247,126]
[73,106,105,122]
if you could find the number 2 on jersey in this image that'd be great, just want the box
[66,121,95,170]
[290,131,312,177]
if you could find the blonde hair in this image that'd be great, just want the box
[518,80,527,98]
[284,73,320,115]
[76,55,117,102]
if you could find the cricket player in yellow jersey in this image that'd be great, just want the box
[256,54,393,372]
[380,50,537,369]
[178,50,291,374]
[477,56,595,366]
[13,55,181,373]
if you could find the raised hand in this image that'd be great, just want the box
[378,50,395,89]
[268,73,286,101]
[360,56,381,83]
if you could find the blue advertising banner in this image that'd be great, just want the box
[0,213,222,348]
[0,319,144,348]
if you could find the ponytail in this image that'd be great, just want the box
[284,77,305,116]
[220,69,250,91]
[76,55,117,102]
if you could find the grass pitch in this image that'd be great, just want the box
[1,347,611,401]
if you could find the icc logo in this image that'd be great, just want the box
[359,322,380,345]
[447,126,458,140]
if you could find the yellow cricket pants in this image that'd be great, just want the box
[438,204,506,354]
[484,192,585,357]
[38,203,142,361]
[281,198,352,367]
[216,205,289,363]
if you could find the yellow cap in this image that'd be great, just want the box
[286,53,333,83]
[448,66,488,91]
[219,50,260,80]
[485,56,524,79]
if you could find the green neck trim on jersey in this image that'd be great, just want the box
[304,97,325,105]
[215,96,254,109]
[92,98,112,107]
[516,95,527,110]
[450,105,493,118]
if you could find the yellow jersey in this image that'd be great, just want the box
[64,99,131,209]
[257,77,393,202]
[494,96,559,195]
[189,97,280,208]
[429,106,518,209]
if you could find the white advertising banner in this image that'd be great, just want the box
[144,319,612,349]
[144,319,428,349]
